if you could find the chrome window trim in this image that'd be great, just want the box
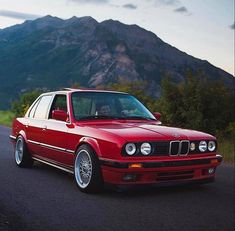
[49,93,71,123]
[28,97,42,118]
[26,95,42,118]
[32,157,74,174]
[33,94,54,120]
[26,92,72,125]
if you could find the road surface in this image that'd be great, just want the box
[0,125,234,231]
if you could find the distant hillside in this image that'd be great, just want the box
[0,15,234,109]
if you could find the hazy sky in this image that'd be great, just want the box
[0,0,234,75]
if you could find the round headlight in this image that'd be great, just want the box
[199,141,207,152]
[125,143,136,155]
[140,142,152,155]
[190,142,196,151]
[208,141,216,152]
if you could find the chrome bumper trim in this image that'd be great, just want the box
[9,135,17,140]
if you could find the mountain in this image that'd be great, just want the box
[0,15,234,109]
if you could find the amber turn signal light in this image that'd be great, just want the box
[129,163,143,168]
[211,159,218,164]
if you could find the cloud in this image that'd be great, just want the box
[68,0,109,4]
[154,0,180,6]
[174,6,188,13]
[0,10,41,20]
[122,3,137,10]
[230,22,235,30]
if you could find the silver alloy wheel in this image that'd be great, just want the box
[15,138,23,165]
[75,149,93,189]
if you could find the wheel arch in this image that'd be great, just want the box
[17,130,27,142]
[75,137,101,157]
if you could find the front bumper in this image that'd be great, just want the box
[99,154,222,185]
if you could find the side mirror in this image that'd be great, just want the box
[52,110,68,122]
[153,112,161,120]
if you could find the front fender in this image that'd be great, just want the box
[77,137,101,156]
[18,130,27,142]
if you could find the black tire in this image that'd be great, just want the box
[74,144,103,193]
[14,135,34,168]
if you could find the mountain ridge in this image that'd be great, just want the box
[0,15,234,109]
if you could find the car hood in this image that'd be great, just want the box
[81,121,215,142]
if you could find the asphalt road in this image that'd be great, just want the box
[0,125,234,231]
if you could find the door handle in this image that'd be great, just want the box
[42,125,47,131]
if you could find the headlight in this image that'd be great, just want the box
[140,142,152,155]
[199,141,207,152]
[125,143,136,155]
[208,141,216,152]
[190,142,196,151]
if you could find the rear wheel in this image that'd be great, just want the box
[74,144,103,193]
[15,135,33,168]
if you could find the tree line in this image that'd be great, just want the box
[11,74,235,138]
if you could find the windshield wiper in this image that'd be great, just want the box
[123,116,156,121]
[78,115,122,120]
[78,115,156,121]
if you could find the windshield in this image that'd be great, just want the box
[71,92,156,121]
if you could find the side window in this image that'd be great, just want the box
[28,98,41,118]
[34,95,53,119]
[49,95,67,118]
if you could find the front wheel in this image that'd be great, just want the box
[15,135,33,168]
[74,144,103,193]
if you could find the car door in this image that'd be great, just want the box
[26,94,53,157]
[39,94,74,168]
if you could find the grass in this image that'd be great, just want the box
[0,110,234,163]
[218,138,235,164]
[0,110,15,127]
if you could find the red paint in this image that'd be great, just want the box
[11,89,222,186]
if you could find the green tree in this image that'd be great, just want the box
[157,74,235,135]
[156,76,183,126]
[99,80,157,112]
[179,74,204,130]
[11,90,43,117]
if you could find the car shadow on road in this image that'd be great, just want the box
[32,161,214,199]
[102,182,211,198]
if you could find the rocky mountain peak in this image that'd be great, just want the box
[0,16,234,110]
[64,16,98,26]
[31,15,64,29]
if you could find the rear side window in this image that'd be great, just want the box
[28,98,41,118]
[34,95,53,119]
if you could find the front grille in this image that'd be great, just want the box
[122,140,192,157]
[170,141,180,155]
[181,141,190,155]
[170,140,189,156]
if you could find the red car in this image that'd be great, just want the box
[10,89,222,193]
